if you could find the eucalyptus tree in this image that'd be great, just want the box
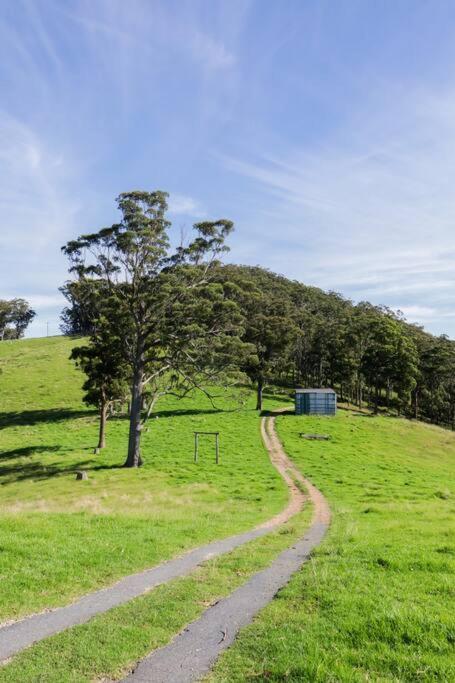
[214,265,298,411]
[360,310,418,413]
[63,190,243,467]
[71,319,129,449]
[244,296,296,411]
[60,278,104,337]
[0,298,35,340]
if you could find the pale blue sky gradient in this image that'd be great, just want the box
[1,0,455,337]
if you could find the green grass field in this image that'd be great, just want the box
[1,336,454,682]
[0,336,289,622]
[208,411,455,682]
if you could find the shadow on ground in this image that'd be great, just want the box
[262,392,293,404]
[0,445,62,461]
[260,408,294,417]
[0,459,95,484]
[0,408,96,429]
[153,408,225,419]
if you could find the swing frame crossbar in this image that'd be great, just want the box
[193,431,220,464]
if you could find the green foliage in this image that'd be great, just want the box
[70,320,129,448]
[215,265,299,410]
[59,279,104,336]
[62,191,247,467]
[0,298,35,340]
[214,266,455,429]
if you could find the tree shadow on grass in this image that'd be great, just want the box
[90,463,124,472]
[262,392,293,404]
[0,459,94,485]
[152,408,224,419]
[0,445,62,461]
[0,449,128,483]
[0,408,96,429]
[260,408,295,417]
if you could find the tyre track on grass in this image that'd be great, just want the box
[0,411,316,663]
[121,414,330,682]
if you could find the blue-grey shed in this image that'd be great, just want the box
[295,388,337,415]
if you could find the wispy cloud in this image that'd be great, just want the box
[0,113,74,250]
[187,30,235,70]
[2,1,455,341]
[61,1,236,73]
[221,85,455,335]
[0,110,79,342]
[169,193,206,217]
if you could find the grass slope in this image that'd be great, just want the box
[0,336,288,622]
[208,410,455,682]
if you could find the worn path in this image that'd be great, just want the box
[121,415,330,682]
[0,411,309,663]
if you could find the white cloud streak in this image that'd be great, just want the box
[168,194,206,217]
[0,113,75,250]
[222,85,455,336]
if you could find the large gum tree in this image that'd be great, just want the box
[63,190,244,467]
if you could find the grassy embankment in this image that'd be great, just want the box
[0,336,290,623]
[208,410,455,682]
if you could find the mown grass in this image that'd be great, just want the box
[208,410,455,682]
[0,336,289,622]
[0,508,313,683]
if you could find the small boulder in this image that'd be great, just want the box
[76,470,88,481]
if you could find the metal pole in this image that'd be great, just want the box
[215,433,219,464]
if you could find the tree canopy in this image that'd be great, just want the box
[0,298,35,340]
[62,204,455,459]
[63,190,247,466]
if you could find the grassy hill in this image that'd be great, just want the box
[0,336,454,682]
[209,411,455,681]
[0,336,289,622]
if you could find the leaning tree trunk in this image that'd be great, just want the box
[97,399,108,449]
[256,377,264,412]
[124,357,144,468]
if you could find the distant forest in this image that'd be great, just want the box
[57,190,455,467]
[62,262,455,431]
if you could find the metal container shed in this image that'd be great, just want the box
[295,388,337,415]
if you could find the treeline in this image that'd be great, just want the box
[64,263,455,430]
[61,190,455,468]
[214,266,455,429]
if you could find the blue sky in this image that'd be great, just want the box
[1,0,455,338]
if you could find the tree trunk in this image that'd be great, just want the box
[124,358,144,468]
[413,387,419,420]
[374,385,379,414]
[256,377,264,412]
[97,400,108,449]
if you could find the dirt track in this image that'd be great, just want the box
[0,412,330,674]
[121,413,330,682]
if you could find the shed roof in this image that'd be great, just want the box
[295,388,336,394]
